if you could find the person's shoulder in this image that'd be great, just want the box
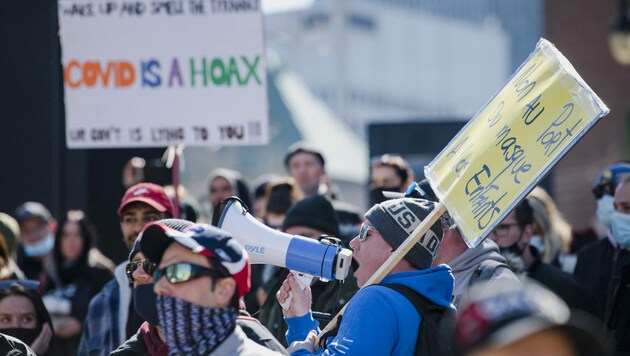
[0,333,37,355]
[225,326,284,356]
[240,338,285,355]
[87,277,118,307]
[110,329,145,355]
[348,284,405,310]
[577,238,610,256]
[236,314,288,355]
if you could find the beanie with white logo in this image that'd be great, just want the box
[364,198,443,270]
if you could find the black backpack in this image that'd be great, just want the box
[381,283,455,356]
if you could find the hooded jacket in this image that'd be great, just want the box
[285,265,455,355]
[448,239,520,308]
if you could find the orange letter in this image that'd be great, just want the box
[83,61,100,87]
[116,61,135,87]
[64,60,82,88]
[98,62,114,87]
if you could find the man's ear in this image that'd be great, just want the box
[214,278,236,307]
[49,219,58,234]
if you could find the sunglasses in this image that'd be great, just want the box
[126,259,157,284]
[153,262,223,285]
[358,223,377,242]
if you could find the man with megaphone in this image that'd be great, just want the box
[278,198,456,355]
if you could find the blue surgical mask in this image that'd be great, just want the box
[610,212,630,249]
[529,235,544,254]
[596,195,615,229]
[23,233,55,257]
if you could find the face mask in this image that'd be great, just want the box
[610,212,630,249]
[499,242,524,257]
[370,186,401,205]
[156,295,237,354]
[23,233,55,257]
[0,327,41,346]
[596,195,616,229]
[133,284,159,326]
[529,235,544,253]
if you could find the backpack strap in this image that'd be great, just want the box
[380,283,454,356]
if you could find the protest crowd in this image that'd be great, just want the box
[0,145,627,356]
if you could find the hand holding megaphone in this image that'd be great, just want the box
[277,271,317,317]
[278,271,314,311]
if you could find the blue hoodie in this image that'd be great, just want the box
[285,264,455,355]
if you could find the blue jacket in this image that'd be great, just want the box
[285,265,455,355]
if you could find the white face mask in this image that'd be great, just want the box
[529,235,545,253]
[610,212,630,249]
[596,195,616,229]
[23,233,55,257]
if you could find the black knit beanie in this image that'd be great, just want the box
[364,198,443,270]
[282,195,340,237]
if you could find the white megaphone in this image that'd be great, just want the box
[214,197,352,280]
[213,197,353,308]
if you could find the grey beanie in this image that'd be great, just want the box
[364,198,443,270]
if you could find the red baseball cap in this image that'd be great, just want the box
[118,183,174,217]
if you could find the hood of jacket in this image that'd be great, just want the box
[381,264,455,309]
[448,238,507,272]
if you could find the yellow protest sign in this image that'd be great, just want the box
[425,38,609,248]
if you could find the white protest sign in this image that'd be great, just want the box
[58,0,268,148]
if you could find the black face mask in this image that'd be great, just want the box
[499,242,523,256]
[370,186,401,205]
[0,327,41,346]
[498,231,525,257]
[133,284,160,326]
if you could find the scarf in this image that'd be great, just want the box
[156,295,237,355]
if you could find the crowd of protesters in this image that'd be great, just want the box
[0,144,627,355]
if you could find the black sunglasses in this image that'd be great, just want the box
[153,262,223,285]
[126,259,157,284]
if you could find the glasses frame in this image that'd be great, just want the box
[153,262,223,285]
[491,223,523,238]
[358,223,377,242]
[126,259,157,284]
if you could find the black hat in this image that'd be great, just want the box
[282,195,340,237]
[284,141,325,168]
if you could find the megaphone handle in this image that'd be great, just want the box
[279,271,314,310]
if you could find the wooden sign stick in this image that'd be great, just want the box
[315,201,446,345]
